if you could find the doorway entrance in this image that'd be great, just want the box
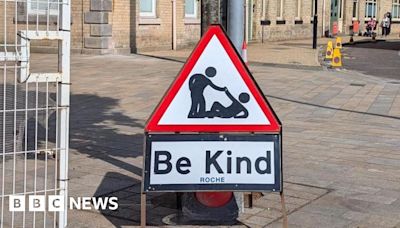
[330,0,339,34]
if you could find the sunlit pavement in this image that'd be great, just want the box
[29,52,400,227]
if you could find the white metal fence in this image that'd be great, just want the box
[0,0,70,227]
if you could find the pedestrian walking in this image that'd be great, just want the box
[381,13,390,37]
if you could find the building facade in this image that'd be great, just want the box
[0,0,201,54]
[1,0,398,55]
[248,0,400,42]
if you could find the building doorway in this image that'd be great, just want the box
[330,0,339,34]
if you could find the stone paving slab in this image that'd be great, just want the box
[19,53,400,227]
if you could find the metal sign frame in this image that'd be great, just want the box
[141,25,286,228]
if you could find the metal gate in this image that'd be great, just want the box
[0,0,70,227]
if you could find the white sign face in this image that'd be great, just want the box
[158,35,270,125]
[149,141,275,185]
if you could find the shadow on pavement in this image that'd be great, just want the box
[69,94,147,225]
[69,94,144,177]
[95,172,182,227]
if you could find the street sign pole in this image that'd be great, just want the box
[313,0,318,49]
[141,25,285,226]
[228,0,245,55]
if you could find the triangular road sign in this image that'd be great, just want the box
[145,25,281,133]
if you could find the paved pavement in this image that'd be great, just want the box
[142,35,399,69]
[342,40,400,80]
[25,51,400,227]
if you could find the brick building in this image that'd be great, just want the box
[1,0,399,55]
[0,0,201,54]
[81,0,201,53]
[247,0,400,42]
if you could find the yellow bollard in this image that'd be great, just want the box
[331,48,342,67]
[335,37,342,49]
[325,41,333,59]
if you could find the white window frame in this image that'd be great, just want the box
[365,0,377,19]
[140,0,157,17]
[185,0,198,18]
[393,0,400,19]
[352,0,359,19]
[27,0,59,15]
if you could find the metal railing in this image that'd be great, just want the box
[0,0,70,227]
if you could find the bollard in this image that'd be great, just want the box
[325,41,333,59]
[331,48,342,67]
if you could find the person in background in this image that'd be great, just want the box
[387,12,392,35]
[364,18,376,37]
[382,13,390,37]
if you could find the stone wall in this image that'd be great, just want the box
[252,0,329,41]
[1,0,398,54]
[134,0,201,52]
[0,1,86,53]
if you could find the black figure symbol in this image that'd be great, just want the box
[188,66,250,119]
[208,90,250,118]
[188,67,226,118]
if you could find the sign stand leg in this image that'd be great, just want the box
[141,192,147,228]
[280,191,288,228]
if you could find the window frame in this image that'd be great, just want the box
[27,0,60,16]
[352,0,358,19]
[140,0,157,18]
[393,0,400,19]
[364,0,377,19]
[185,0,198,18]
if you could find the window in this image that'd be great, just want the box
[140,0,156,17]
[277,0,284,18]
[393,0,400,19]
[352,0,358,18]
[28,0,59,15]
[185,0,197,18]
[365,0,377,18]
[296,0,302,18]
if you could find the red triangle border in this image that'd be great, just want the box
[145,25,281,133]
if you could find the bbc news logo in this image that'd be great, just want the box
[9,195,118,212]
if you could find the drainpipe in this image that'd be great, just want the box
[244,0,249,44]
[322,0,326,36]
[172,0,177,50]
[262,0,266,20]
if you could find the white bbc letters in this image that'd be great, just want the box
[9,195,25,212]
[48,195,64,212]
[29,195,46,211]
